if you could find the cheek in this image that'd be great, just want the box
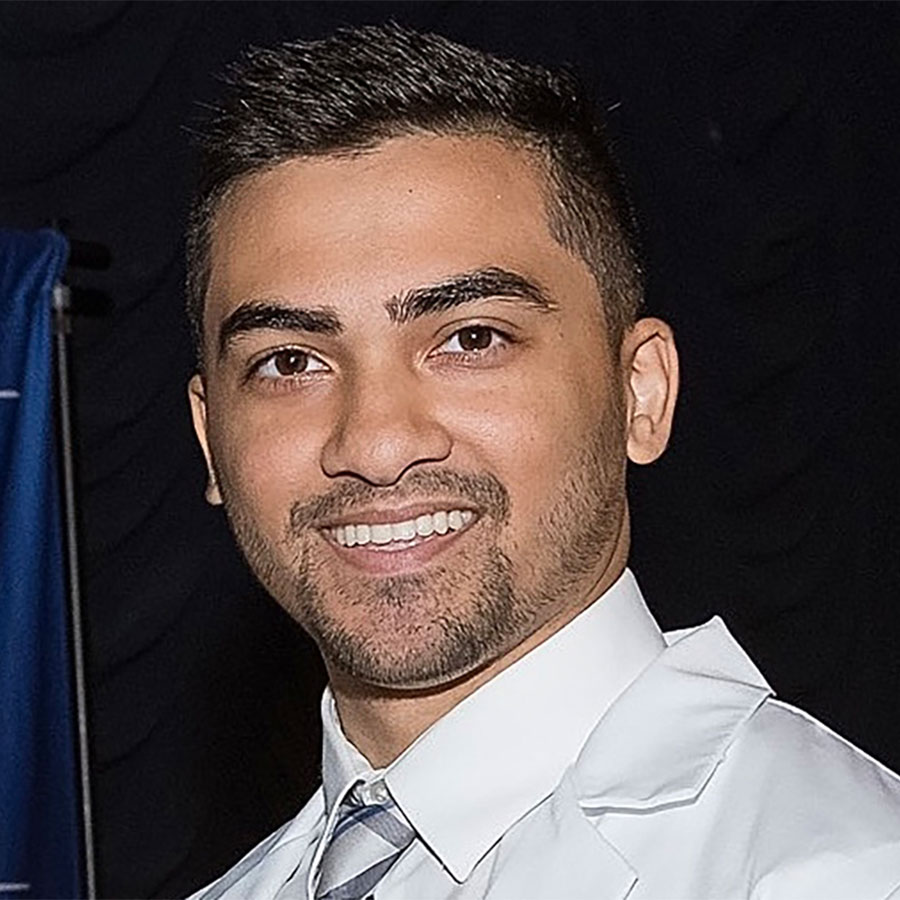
[208,397,329,525]
[440,369,602,509]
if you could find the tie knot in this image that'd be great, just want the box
[315,782,416,900]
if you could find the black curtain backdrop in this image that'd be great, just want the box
[2,3,899,897]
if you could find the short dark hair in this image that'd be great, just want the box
[186,22,643,366]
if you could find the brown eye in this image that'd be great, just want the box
[254,348,328,381]
[273,349,310,375]
[457,326,493,351]
[433,325,511,361]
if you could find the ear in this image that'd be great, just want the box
[622,317,679,465]
[188,374,223,505]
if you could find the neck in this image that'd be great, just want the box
[328,511,630,768]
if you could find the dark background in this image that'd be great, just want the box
[2,2,899,897]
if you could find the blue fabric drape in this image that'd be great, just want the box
[0,228,81,899]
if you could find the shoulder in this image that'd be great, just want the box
[732,697,900,831]
[728,697,900,827]
[729,700,900,898]
[666,696,900,898]
[186,789,325,900]
[753,697,900,778]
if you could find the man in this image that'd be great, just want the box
[185,23,900,900]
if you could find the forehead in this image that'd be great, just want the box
[206,135,587,320]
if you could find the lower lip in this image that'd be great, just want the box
[320,524,475,575]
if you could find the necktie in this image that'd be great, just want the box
[315,784,415,900]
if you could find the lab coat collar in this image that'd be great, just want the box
[571,615,773,811]
[477,618,774,900]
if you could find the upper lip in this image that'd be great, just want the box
[318,501,479,529]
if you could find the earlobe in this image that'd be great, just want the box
[188,374,223,505]
[623,318,679,466]
[204,476,222,506]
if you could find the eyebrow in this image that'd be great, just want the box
[217,301,342,360]
[385,267,557,324]
[216,267,555,360]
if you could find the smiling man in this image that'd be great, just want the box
[185,24,900,900]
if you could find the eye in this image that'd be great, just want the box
[254,348,329,380]
[437,325,508,355]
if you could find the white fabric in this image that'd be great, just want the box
[189,570,900,900]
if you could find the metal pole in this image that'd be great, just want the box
[52,282,97,900]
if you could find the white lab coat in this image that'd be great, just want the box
[473,619,900,899]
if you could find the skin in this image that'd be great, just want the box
[189,135,678,766]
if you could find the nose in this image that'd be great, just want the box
[320,365,452,486]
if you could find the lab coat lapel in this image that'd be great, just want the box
[202,790,326,900]
[573,616,772,811]
[482,771,637,900]
[478,617,772,900]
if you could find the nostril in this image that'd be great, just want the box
[320,411,452,484]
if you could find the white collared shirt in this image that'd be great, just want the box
[190,569,900,900]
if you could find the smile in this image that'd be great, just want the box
[328,509,476,550]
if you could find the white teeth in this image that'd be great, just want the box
[415,514,434,537]
[392,520,417,541]
[370,524,392,544]
[332,508,474,547]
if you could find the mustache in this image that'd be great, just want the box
[288,469,510,534]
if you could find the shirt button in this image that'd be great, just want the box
[372,782,389,804]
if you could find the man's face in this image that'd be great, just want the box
[191,135,659,690]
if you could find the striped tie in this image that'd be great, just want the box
[315,784,415,900]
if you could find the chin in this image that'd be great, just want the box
[315,618,505,693]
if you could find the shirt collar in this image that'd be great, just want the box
[321,690,375,813]
[320,568,665,882]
